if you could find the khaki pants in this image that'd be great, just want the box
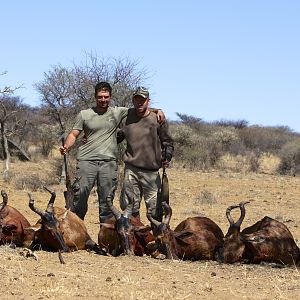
[120,164,161,218]
[72,160,117,223]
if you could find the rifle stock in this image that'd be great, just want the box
[156,165,170,222]
[61,132,73,210]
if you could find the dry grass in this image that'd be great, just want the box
[1,157,300,299]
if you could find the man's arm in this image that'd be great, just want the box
[149,108,165,124]
[59,129,81,155]
[159,122,174,168]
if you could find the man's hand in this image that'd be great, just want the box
[59,129,80,155]
[156,110,166,124]
[59,146,69,155]
[162,159,170,168]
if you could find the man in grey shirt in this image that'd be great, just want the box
[118,87,174,221]
[60,82,164,223]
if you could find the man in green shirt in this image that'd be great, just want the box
[60,82,164,223]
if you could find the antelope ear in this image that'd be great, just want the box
[25,224,42,232]
[100,223,115,230]
[57,210,69,221]
[243,234,266,243]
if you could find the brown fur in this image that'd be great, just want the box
[28,189,103,255]
[98,215,154,256]
[32,207,94,251]
[173,216,224,260]
[223,204,300,265]
[148,203,224,261]
[0,205,33,247]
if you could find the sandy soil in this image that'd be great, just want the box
[1,160,300,299]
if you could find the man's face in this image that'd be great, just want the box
[95,90,111,110]
[132,95,149,115]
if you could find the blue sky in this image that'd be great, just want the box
[1,1,300,132]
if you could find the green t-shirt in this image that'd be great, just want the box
[73,107,128,161]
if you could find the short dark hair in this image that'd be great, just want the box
[94,82,112,97]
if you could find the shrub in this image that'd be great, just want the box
[246,150,261,173]
[15,174,59,191]
[194,189,217,205]
[177,137,222,170]
[213,119,249,129]
[170,124,198,147]
[170,123,223,170]
[277,140,300,175]
[212,127,240,151]
[238,126,293,154]
[38,124,59,157]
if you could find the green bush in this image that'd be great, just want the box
[174,136,221,170]
[277,140,300,175]
[238,126,293,153]
[170,124,198,147]
[169,114,300,173]
[212,126,240,151]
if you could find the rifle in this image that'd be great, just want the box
[161,166,169,205]
[60,132,73,210]
[156,148,169,222]
[57,113,75,210]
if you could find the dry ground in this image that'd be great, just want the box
[1,158,300,299]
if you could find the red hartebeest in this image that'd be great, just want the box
[28,187,106,263]
[147,202,224,260]
[223,202,300,265]
[98,185,154,256]
[0,190,33,247]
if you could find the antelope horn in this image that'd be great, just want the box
[0,190,8,211]
[43,186,56,214]
[226,204,240,225]
[122,188,133,218]
[106,185,121,220]
[235,201,250,227]
[28,193,45,217]
[162,202,172,225]
[147,207,161,227]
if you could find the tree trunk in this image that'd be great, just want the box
[1,122,10,180]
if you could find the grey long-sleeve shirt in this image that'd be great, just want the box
[118,108,174,171]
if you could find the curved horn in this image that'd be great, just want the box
[106,185,121,220]
[146,206,161,227]
[235,201,250,227]
[162,202,172,225]
[0,190,8,211]
[122,188,133,218]
[226,204,240,225]
[28,193,45,217]
[43,186,56,214]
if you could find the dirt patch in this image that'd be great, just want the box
[1,162,300,299]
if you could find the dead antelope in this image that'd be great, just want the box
[98,185,154,256]
[0,190,33,247]
[147,202,224,260]
[223,202,300,265]
[28,187,106,263]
